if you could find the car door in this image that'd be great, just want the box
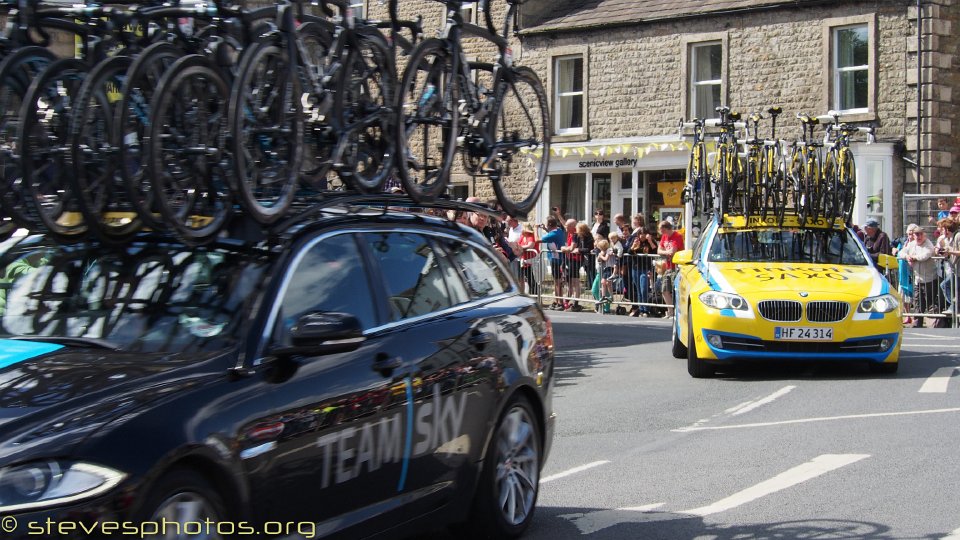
[257,231,408,531]
[355,230,480,519]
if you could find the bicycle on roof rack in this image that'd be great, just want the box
[395,0,550,218]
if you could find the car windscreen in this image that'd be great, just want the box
[707,228,869,266]
[0,237,270,354]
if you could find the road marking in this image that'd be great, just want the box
[943,527,960,539]
[541,460,610,483]
[901,344,960,348]
[728,386,796,416]
[919,367,960,393]
[682,454,869,516]
[907,332,958,339]
[674,407,960,432]
[560,454,868,534]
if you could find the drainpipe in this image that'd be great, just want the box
[916,0,923,194]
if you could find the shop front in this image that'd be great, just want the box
[536,137,689,231]
[536,137,897,237]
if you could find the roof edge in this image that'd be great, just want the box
[519,0,877,36]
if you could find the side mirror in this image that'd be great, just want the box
[673,249,694,266]
[269,312,365,359]
[876,253,897,271]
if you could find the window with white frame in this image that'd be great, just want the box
[690,42,722,120]
[554,55,584,134]
[459,2,475,23]
[833,24,868,112]
[349,0,365,19]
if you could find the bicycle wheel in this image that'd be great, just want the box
[70,55,143,244]
[229,40,301,224]
[762,144,785,220]
[744,155,760,216]
[0,46,56,231]
[839,149,856,223]
[116,41,183,230]
[396,38,459,202]
[715,146,729,216]
[148,55,232,245]
[332,31,396,193]
[19,59,89,241]
[488,66,550,218]
[294,22,339,191]
[821,151,840,221]
[685,149,701,219]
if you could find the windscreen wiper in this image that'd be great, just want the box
[7,336,121,350]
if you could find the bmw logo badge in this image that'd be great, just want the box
[799,292,809,298]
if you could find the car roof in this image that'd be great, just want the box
[1,197,499,257]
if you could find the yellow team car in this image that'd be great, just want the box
[671,216,902,378]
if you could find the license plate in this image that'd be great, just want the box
[774,327,833,341]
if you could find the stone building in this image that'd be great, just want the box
[377,0,957,235]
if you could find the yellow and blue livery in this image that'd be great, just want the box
[672,216,902,377]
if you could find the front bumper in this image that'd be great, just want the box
[690,306,902,364]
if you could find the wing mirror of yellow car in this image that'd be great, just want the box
[876,253,897,271]
[673,249,694,266]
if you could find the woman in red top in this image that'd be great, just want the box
[518,223,540,295]
[657,220,684,318]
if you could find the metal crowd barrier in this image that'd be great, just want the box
[517,250,673,316]
[517,248,959,328]
[887,255,958,328]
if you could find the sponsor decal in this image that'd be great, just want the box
[314,384,467,490]
[730,267,857,282]
[0,339,64,369]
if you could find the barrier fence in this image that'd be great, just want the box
[518,250,674,316]
[516,249,959,327]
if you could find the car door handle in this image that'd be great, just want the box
[372,355,403,374]
[469,332,494,346]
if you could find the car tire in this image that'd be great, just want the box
[133,468,228,539]
[671,314,687,359]
[468,394,542,539]
[868,361,898,375]
[687,305,715,378]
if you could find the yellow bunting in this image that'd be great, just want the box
[560,148,570,158]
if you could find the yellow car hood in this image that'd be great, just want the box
[703,262,889,298]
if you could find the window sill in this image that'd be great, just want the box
[834,111,876,123]
[552,132,590,144]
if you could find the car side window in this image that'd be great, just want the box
[363,232,452,321]
[441,240,511,299]
[432,240,471,306]
[274,234,376,345]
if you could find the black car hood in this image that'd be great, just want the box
[0,342,225,463]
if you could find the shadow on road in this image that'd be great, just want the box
[526,507,941,540]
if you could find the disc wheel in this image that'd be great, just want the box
[396,38,459,203]
[488,66,550,218]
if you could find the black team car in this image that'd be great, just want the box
[0,203,555,539]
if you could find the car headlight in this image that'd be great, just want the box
[858,294,900,314]
[0,461,126,513]
[699,291,748,311]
